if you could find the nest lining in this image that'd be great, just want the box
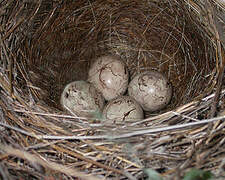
[24,0,216,113]
[0,0,225,179]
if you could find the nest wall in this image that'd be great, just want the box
[0,0,225,179]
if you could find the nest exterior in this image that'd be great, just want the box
[0,0,225,179]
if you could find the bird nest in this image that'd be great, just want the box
[0,0,225,179]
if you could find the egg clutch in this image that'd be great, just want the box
[60,55,172,122]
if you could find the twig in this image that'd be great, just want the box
[51,145,125,176]
[0,33,13,95]
[25,140,63,151]
[2,18,25,41]
[205,0,225,118]
[0,145,102,180]
[0,122,34,137]
[0,116,224,140]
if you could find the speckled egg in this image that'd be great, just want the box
[88,55,129,101]
[128,71,172,112]
[103,96,144,122]
[60,80,105,118]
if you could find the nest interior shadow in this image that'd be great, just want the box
[21,0,215,115]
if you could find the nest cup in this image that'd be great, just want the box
[24,0,215,117]
[1,0,224,179]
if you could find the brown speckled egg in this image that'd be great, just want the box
[103,96,144,122]
[128,71,172,112]
[88,55,129,101]
[60,81,105,118]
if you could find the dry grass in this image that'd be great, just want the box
[0,0,225,179]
